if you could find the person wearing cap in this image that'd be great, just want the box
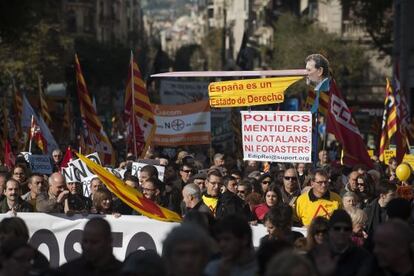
[189,172,208,194]
[294,169,341,226]
[309,209,372,276]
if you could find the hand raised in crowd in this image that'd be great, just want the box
[57,190,70,204]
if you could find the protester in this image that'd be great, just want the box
[163,223,211,276]
[258,173,272,194]
[205,215,258,276]
[91,188,120,217]
[309,209,372,276]
[265,250,317,276]
[0,239,37,276]
[138,165,158,186]
[121,249,166,276]
[216,175,250,219]
[89,177,104,199]
[280,168,300,207]
[51,149,63,172]
[253,184,283,222]
[11,164,28,194]
[182,183,212,216]
[261,204,303,245]
[36,172,69,213]
[306,216,329,251]
[295,169,341,226]
[202,170,222,215]
[141,178,164,205]
[0,178,33,213]
[236,179,252,201]
[189,172,207,193]
[346,207,368,247]
[341,170,359,195]
[173,164,195,190]
[58,217,122,275]
[124,175,140,189]
[364,181,397,241]
[341,191,358,210]
[21,173,45,210]
[65,180,91,214]
[371,219,414,275]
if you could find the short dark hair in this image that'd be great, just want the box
[223,175,236,188]
[28,173,44,184]
[141,165,159,178]
[214,215,252,249]
[264,204,293,230]
[124,175,139,183]
[85,217,111,240]
[309,168,329,181]
[207,170,222,180]
[375,180,397,196]
[305,54,329,78]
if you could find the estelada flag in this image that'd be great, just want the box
[30,115,48,153]
[326,79,374,169]
[76,152,182,222]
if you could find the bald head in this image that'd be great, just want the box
[48,172,66,197]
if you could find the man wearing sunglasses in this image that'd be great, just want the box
[280,168,301,207]
[309,209,372,275]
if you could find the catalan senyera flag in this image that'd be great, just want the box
[379,78,397,162]
[124,52,156,158]
[4,139,15,170]
[38,75,52,127]
[76,152,182,222]
[30,115,48,153]
[305,89,329,116]
[75,54,115,165]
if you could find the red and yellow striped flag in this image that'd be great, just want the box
[304,89,329,116]
[124,52,156,158]
[38,75,52,127]
[76,152,182,222]
[75,54,115,165]
[379,79,397,162]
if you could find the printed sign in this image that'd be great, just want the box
[208,76,302,107]
[384,149,396,165]
[241,111,312,163]
[28,155,53,174]
[159,80,209,104]
[153,100,211,146]
[68,153,101,181]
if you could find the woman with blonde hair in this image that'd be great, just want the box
[346,207,368,246]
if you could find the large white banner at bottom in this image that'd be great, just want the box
[0,213,306,267]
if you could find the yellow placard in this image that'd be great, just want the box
[384,149,396,165]
[208,76,303,107]
[402,154,414,170]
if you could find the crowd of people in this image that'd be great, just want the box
[0,147,413,276]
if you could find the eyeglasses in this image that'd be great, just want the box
[262,181,271,184]
[284,176,297,181]
[332,226,351,232]
[357,182,365,186]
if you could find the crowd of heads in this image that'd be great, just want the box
[0,143,413,275]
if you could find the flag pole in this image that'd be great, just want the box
[130,50,137,158]
[29,115,33,153]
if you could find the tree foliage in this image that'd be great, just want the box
[340,0,393,55]
[270,13,371,95]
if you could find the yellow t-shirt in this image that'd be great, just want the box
[202,195,218,215]
[295,191,341,226]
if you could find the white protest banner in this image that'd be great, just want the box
[159,79,209,104]
[131,162,165,181]
[0,213,306,267]
[68,152,101,181]
[152,100,211,146]
[28,155,53,174]
[241,111,312,163]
